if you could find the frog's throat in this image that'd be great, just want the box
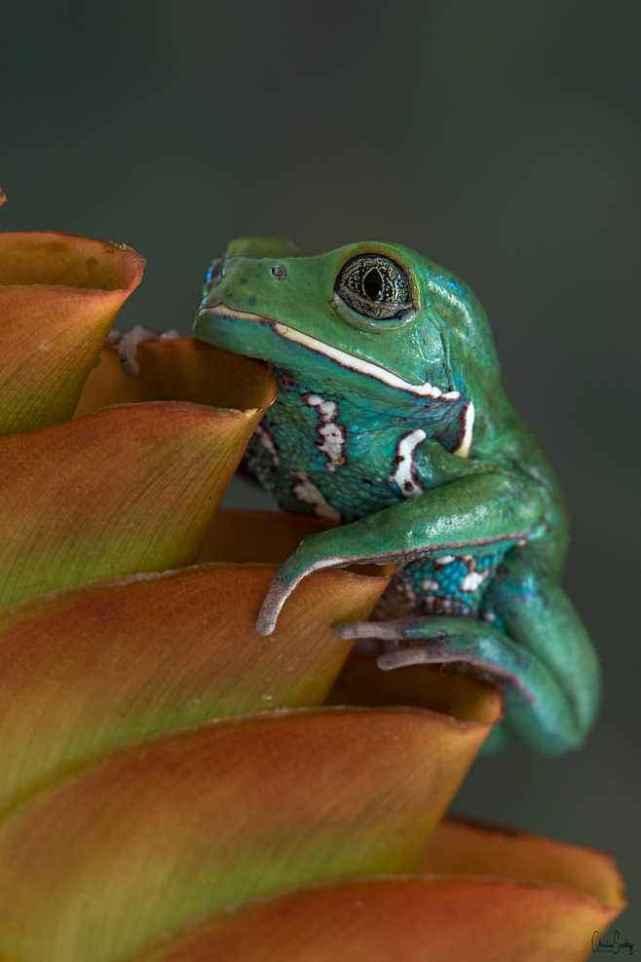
[204,303,462,401]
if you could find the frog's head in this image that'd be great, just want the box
[194,237,502,440]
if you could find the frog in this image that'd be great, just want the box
[193,235,600,755]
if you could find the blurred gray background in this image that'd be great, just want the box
[3,0,639,947]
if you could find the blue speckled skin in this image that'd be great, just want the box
[194,236,601,755]
[248,369,511,624]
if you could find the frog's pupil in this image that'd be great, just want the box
[363,268,384,301]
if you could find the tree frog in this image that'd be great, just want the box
[194,236,600,755]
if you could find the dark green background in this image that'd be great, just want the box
[3,0,639,947]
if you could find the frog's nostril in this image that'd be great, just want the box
[271,264,287,281]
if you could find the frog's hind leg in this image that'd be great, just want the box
[481,555,601,754]
[339,557,600,755]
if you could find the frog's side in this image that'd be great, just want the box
[194,236,601,755]
[248,371,513,626]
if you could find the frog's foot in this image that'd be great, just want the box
[337,614,583,754]
[107,325,179,376]
[337,616,531,695]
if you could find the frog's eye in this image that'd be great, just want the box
[202,257,224,297]
[333,254,415,329]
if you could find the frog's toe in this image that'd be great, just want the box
[335,619,409,642]
[256,576,291,636]
[377,645,452,671]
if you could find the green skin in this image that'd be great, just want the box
[193,236,600,755]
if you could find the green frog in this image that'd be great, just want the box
[194,236,600,755]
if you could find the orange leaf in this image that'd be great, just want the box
[0,401,259,607]
[75,336,277,416]
[0,232,144,434]
[134,876,623,962]
[424,816,625,910]
[197,507,332,564]
[0,560,387,814]
[0,708,493,961]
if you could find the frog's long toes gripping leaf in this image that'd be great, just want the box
[256,571,301,635]
[76,333,277,415]
[0,708,494,961]
[0,401,261,608]
[0,560,387,815]
[256,551,338,636]
[327,651,503,724]
[0,232,144,434]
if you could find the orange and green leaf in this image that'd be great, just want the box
[0,557,387,814]
[0,226,626,962]
[0,232,144,434]
[0,707,495,962]
[134,876,622,962]
[424,816,625,910]
[0,401,260,607]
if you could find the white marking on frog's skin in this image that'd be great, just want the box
[271,322,459,399]
[108,325,179,376]
[305,394,346,472]
[421,578,440,592]
[390,428,426,497]
[255,424,279,465]
[292,471,341,522]
[461,570,488,592]
[435,555,455,566]
[453,402,475,458]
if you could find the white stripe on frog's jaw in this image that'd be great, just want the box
[273,324,462,401]
[202,303,461,401]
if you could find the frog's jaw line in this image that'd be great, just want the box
[203,302,474,450]
[201,305,459,399]
[273,323,460,400]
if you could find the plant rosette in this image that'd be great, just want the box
[0,229,625,961]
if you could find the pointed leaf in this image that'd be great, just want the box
[424,816,625,910]
[0,560,387,814]
[0,232,144,434]
[0,401,260,607]
[0,708,493,961]
[134,877,624,962]
[75,337,277,416]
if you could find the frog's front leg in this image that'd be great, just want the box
[339,556,601,755]
[256,468,545,634]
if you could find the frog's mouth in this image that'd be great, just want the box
[198,303,476,458]
[200,303,461,401]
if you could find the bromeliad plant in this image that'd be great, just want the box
[0,222,625,961]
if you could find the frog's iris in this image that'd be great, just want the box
[334,253,415,330]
